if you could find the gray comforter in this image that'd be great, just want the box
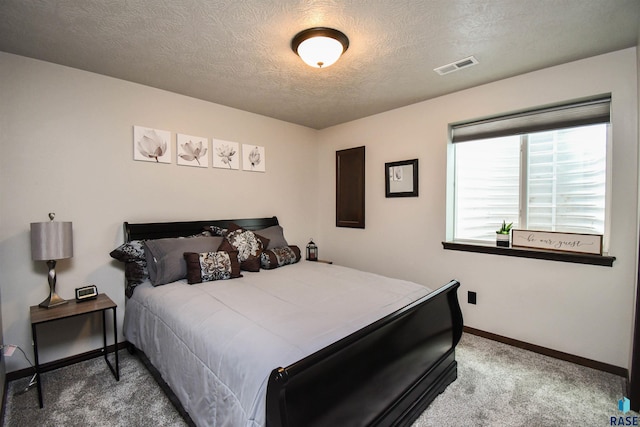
[123,261,431,426]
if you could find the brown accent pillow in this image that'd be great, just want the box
[218,223,269,272]
[260,246,301,270]
[184,250,241,284]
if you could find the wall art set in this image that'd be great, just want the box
[133,126,265,172]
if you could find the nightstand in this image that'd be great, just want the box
[30,293,119,408]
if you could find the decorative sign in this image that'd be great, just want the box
[511,230,603,255]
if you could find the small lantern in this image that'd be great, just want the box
[306,238,318,261]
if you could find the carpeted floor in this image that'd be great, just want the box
[412,334,631,427]
[2,333,634,426]
[3,350,187,427]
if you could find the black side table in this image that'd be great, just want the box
[30,293,119,408]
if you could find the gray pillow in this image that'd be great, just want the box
[256,225,289,250]
[144,236,223,286]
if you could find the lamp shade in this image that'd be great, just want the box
[30,221,73,261]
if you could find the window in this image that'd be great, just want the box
[448,96,610,247]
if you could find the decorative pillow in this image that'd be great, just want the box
[203,225,228,237]
[109,240,148,297]
[144,236,224,286]
[110,240,146,262]
[260,246,301,270]
[123,260,148,297]
[218,223,269,272]
[184,250,241,284]
[189,230,214,238]
[256,225,289,250]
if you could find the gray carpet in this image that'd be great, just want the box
[2,333,633,426]
[3,350,187,427]
[413,334,631,427]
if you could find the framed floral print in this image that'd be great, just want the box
[212,139,240,170]
[133,126,171,163]
[177,134,208,167]
[242,144,265,172]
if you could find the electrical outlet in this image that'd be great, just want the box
[468,291,477,305]
[3,345,16,357]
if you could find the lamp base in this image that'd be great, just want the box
[39,259,68,308]
[39,292,67,309]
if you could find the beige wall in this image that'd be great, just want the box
[1,47,638,374]
[316,48,638,369]
[0,52,318,372]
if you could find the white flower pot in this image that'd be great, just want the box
[496,233,510,247]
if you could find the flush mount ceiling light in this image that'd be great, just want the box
[291,27,349,68]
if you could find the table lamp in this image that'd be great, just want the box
[30,213,73,308]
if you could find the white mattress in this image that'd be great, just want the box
[123,261,431,427]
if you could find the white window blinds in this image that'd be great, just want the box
[450,95,610,243]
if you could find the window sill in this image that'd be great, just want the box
[442,241,615,267]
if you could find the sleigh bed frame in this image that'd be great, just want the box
[123,216,463,427]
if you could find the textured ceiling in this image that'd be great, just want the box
[0,1,638,129]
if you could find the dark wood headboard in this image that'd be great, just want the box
[124,216,279,242]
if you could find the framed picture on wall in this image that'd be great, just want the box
[385,159,418,197]
[133,126,171,163]
[212,139,240,170]
[242,144,266,172]
[177,134,208,167]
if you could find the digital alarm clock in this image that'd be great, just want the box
[75,285,98,302]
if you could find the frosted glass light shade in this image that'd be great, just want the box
[297,36,344,68]
[292,27,349,69]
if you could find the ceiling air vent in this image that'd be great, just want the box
[434,56,479,75]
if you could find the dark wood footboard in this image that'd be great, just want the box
[266,279,462,427]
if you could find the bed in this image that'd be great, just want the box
[117,216,463,427]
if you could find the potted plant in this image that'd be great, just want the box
[496,221,513,247]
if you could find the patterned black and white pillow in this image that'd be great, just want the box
[260,246,301,270]
[184,250,241,284]
[202,225,228,237]
[110,240,146,262]
[110,240,148,297]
